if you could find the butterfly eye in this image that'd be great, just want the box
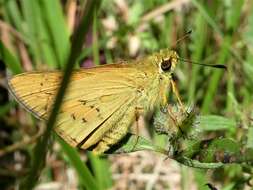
[161,58,172,71]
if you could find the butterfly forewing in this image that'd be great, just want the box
[8,64,150,148]
[9,72,61,119]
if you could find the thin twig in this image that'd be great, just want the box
[0,20,32,70]
[141,0,190,23]
[66,0,77,33]
[137,0,190,31]
[0,20,26,42]
[0,124,45,157]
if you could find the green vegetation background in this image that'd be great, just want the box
[0,0,253,189]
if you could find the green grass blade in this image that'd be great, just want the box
[34,1,58,68]
[188,13,207,102]
[39,0,70,68]
[4,0,23,33]
[200,0,243,114]
[19,1,100,189]
[201,36,231,113]
[198,115,236,131]
[20,0,42,66]
[0,41,22,74]
[191,0,222,36]
[57,137,99,190]
[88,153,113,189]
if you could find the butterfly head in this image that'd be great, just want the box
[157,49,179,74]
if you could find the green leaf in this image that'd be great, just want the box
[180,138,240,164]
[198,115,236,131]
[112,134,167,155]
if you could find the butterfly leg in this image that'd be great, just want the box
[92,108,136,155]
[170,78,184,110]
[168,79,188,137]
[131,107,144,151]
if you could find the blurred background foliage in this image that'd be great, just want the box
[0,0,253,189]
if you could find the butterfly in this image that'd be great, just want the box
[8,49,183,154]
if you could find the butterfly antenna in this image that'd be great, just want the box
[172,30,192,48]
[178,57,227,70]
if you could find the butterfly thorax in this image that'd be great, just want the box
[133,50,179,115]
